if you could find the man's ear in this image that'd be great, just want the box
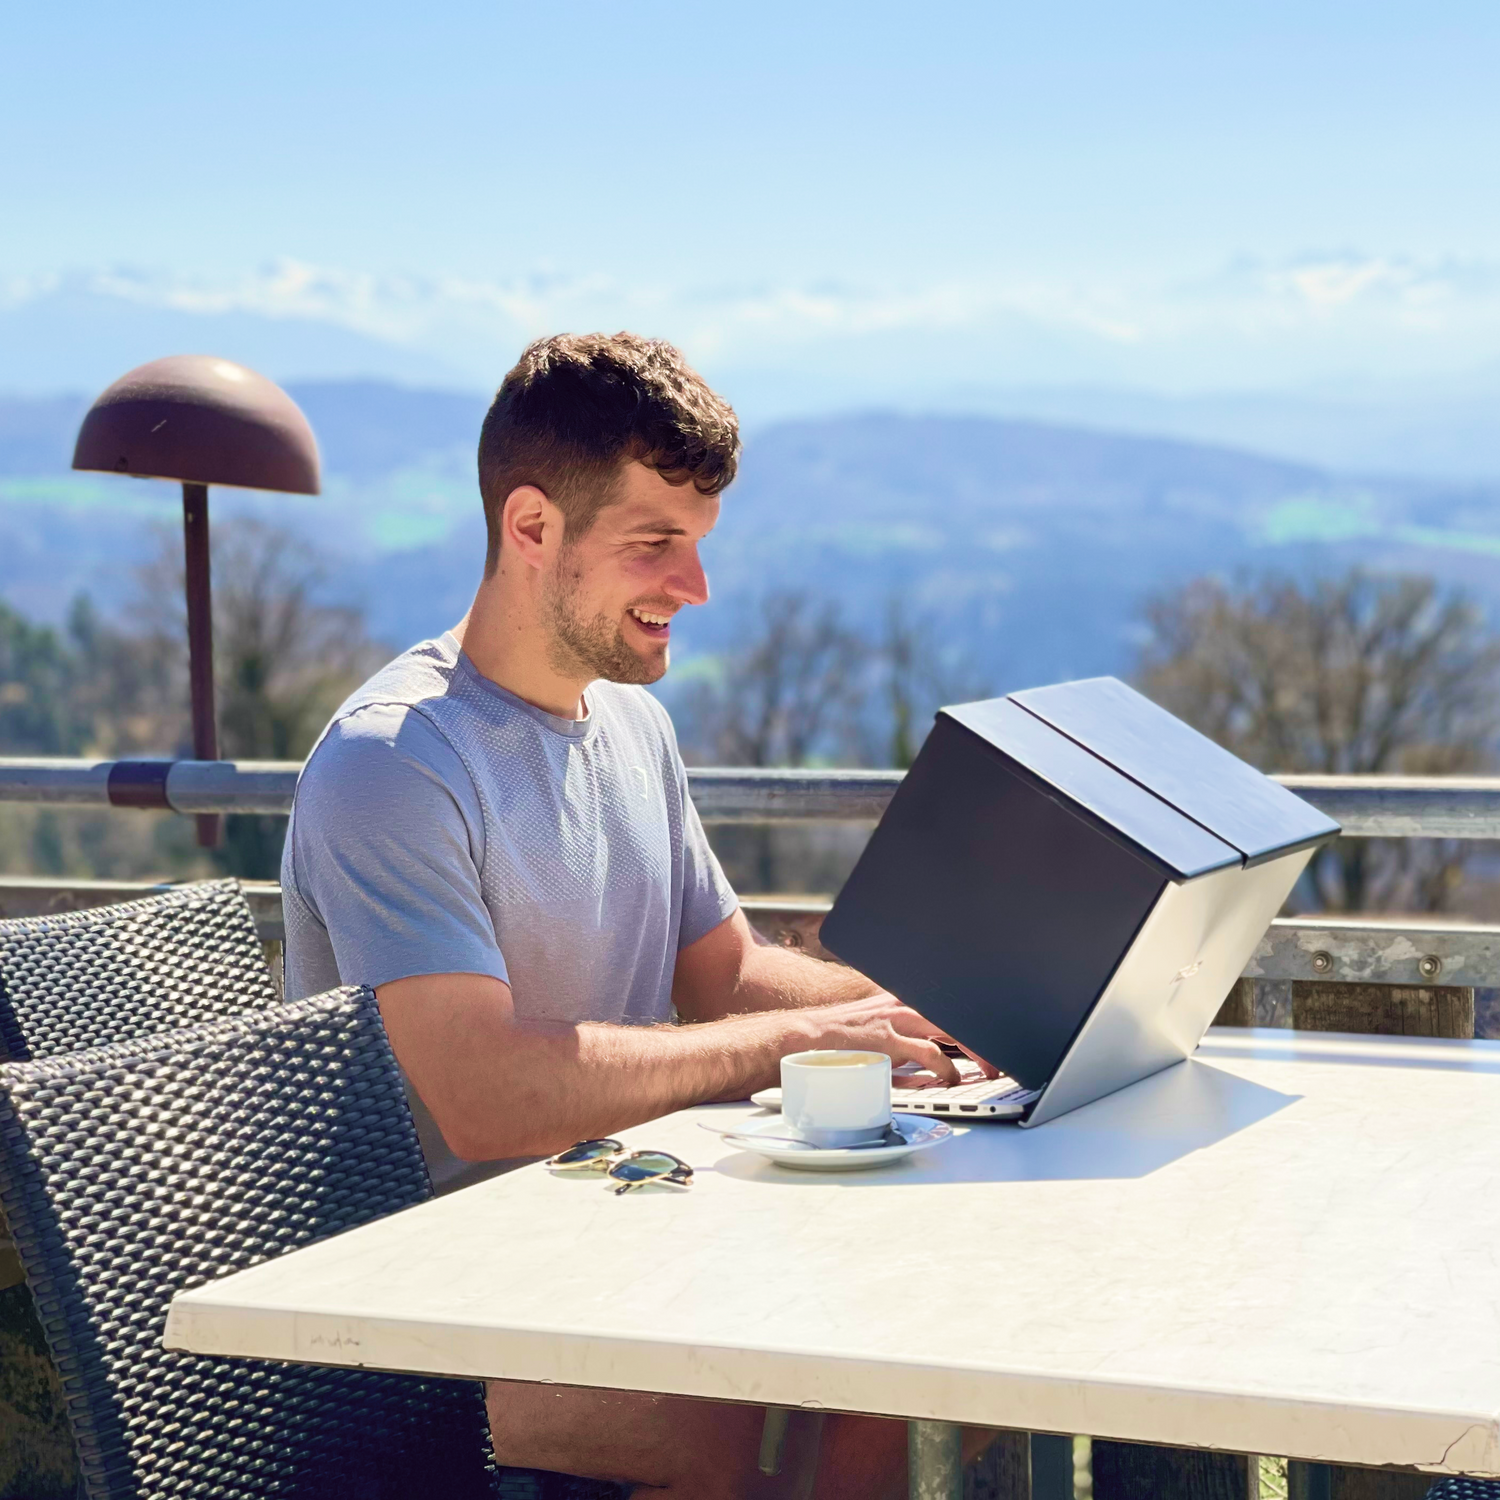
[501,485,554,570]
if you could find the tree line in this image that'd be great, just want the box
[677,572,1500,911]
[0,520,386,882]
[2,521,1497,912]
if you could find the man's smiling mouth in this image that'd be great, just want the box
[627,606,674,636]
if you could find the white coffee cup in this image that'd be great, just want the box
[780,1050,892,1148]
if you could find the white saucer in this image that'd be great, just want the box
[716,1113,951,1171]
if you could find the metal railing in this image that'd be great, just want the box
[6,757,1500,990]
[1,876,1494,990]
[8,756,1500,836]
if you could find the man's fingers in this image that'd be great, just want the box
[885,1005,957,1043]
[827,996,978,1082]
[883,1005,985,1078]
[895,1036,960,1084]
[957,1043,1001,1079]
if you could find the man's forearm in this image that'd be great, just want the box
[379,963,963,1164]
[501,1010,809,1153]
[379,973,819,1161]
[717,942,881,1014]
[672,910,883,1024]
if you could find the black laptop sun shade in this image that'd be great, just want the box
[820,677,1340,1091]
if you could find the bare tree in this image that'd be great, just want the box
[132,518,389,877]
[0,601,86,755]
[64,594,183,758]
[0,594,212,883]
[683,591,866,769]
[1136,570,1500,912]
[874,597,992,769]
[676,591,993,893]
[678,592,867,894]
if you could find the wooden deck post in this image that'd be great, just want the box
[1028,1434,1075,1500]
[1291,983,1474,1040]
[965,1430,1032,1500]
[1286,1462,1433,1500]
[1090,1441,1258,1499]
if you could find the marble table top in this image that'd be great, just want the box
[165,1028,1500,1475]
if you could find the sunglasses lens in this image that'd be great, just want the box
[609,1152,692,1184]
[548,1139,623,1167]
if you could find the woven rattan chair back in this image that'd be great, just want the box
[0,879,278,1061]
[0,985,498,1500]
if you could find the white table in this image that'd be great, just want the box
[166,1029,1500,1493]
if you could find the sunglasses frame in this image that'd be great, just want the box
[546,1138,694,1195]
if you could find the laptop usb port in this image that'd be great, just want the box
[931,1104,950,1112]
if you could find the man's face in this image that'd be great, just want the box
[541,461,718,686]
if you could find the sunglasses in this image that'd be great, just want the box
[546,1139,695,1195]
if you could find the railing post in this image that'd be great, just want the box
[910,1419,963,1500]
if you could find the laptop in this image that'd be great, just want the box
[752,1053,1041,1120]
[806,676,1340,1128]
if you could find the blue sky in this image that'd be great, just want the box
[6,2,1500,401]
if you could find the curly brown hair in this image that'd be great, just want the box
[477,332,740,574]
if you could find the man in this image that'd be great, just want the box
[282,333,974,1499]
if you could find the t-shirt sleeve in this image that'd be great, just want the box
[287,703,509,990]
[675,760,740,951]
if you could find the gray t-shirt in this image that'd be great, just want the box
[281,632,738,1190]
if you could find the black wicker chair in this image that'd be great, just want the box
[1426,1481,1500,1497]
[0,879,278,1061]
[0,984,500,1499]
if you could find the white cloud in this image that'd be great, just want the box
[8,252,1500,395]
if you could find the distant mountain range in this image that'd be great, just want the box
[8,279,1500,481]
[6,381,1500,695]
[942,378,1500,486]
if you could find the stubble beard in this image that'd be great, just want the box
[543,549,667,687]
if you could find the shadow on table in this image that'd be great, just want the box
[710,1058,1298,1187]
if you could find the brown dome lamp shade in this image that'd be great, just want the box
[73,356,321,848]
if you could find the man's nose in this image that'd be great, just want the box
[667,547,710,607]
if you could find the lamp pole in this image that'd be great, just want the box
[181,482,219,848]
[71,354,320,859]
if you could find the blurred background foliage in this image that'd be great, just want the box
[0,518,386,883]
[4,531,1499,915]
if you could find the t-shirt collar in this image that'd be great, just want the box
[443,632,596,741]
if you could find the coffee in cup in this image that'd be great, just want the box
[780,1050,892,1147]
